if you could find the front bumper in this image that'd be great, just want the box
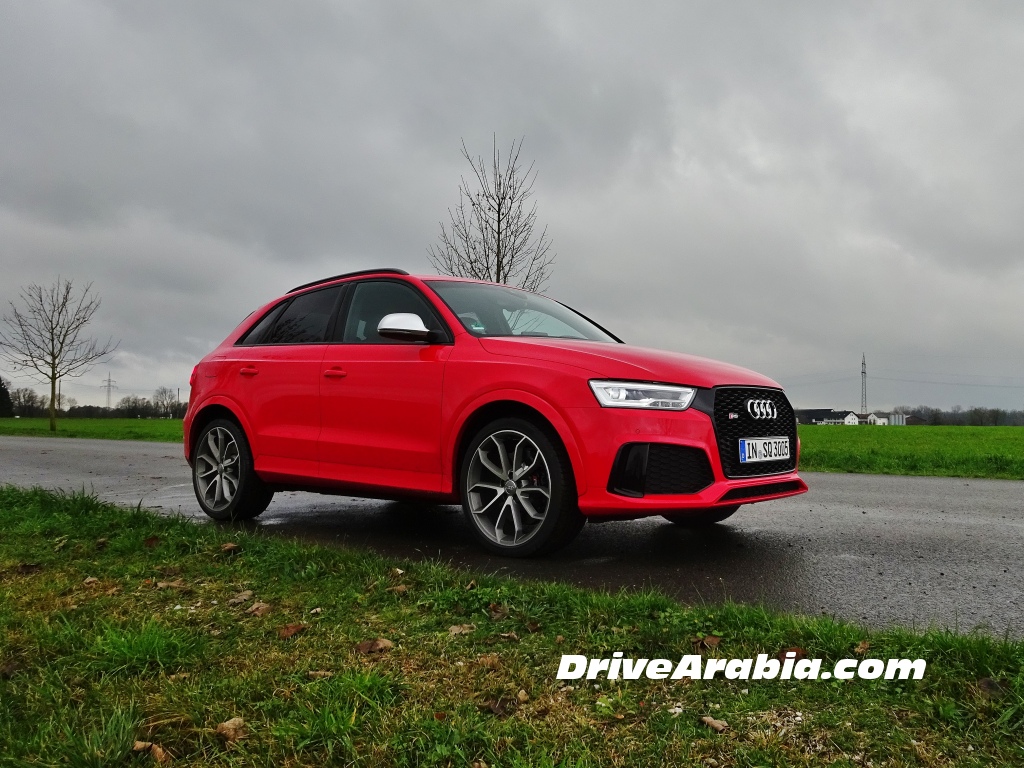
[567,404,807,517]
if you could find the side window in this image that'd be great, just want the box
[340,281,445,344]
[237,302,287,346]
[262,286,342,345]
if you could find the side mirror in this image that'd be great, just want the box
[377,313,437,342]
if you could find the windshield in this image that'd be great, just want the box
[426,280,619,342]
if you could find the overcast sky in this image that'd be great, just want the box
[2,1,1023,411]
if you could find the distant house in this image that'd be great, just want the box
[795,409,859,425]
[795,409,904,426]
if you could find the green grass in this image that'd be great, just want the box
[2,418,1022,481]
[2,487,1023,766]
[0,417,182,442]
[798,425,1024,480]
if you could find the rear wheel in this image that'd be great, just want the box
[662,505,740,527]
[461,417,583,557]
[192,418,273,521]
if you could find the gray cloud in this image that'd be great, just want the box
[2,1,1023,411]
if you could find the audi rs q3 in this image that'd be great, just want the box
[183,268,808,556]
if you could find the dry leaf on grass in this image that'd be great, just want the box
[555,635,564,644]
[488,603,509,621]
[854,640,871,655]
[246,602,271,617]
[777,646,806,661]
[517,689,530,704]
[477,697,516,717]
[104,586,120,596]
[278,623,308,640]
[220,542,241,554]
[355,637,394,654]
[227,590,253,606]
[216,716,246,742]
[499,632,520,642]
[524,621,541,633]
[477,653,501,670]
[156,579,186,590]
[307,670,334,680]
[167,672,190,682]
[143,536,160,548]
[308,607,323,615]
[692,634,720,651]
[465,580,477,590]
[82,577,99,587]
[701,715,729,733]
[95,538,109,550]
[433,711,447,721]
[449,624,476,636]
[133,741,169,763]
[386,584,408,594]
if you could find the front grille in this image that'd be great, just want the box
[712,387,798,478]
[720,480,803,502]
[608,443,715,496]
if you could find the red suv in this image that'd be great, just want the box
[184,268,807,556]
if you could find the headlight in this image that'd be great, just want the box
[588,380,696,410]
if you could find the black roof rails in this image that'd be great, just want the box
[288,268,410,294]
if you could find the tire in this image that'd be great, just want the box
[460,417,584,557]
[192,418,273,521]
[662,505,740,527]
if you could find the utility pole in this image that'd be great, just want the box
[101,373,117,409]
[861,353,867,415]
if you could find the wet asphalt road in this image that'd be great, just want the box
[2,436,1022,637]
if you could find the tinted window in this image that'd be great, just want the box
[340,281,446,343]
[263,286,342,345]
[238,302,287,346]
[426,280,618,342]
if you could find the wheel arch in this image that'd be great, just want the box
[186,400,252,465]
[447,395,587,499]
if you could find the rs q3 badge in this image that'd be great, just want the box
[746,399,777,420]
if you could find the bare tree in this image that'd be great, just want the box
[0,279,117,432]
[153,386,176,417]
[428,136,555,292]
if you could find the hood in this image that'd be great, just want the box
[478,338,781,390]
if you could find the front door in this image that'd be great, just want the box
[319,280,451,493]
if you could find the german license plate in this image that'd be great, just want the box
[738,436,790,463]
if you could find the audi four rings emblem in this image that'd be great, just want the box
[746,399,777,419]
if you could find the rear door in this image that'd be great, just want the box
[225,285,344,482]
[319,279,451,493]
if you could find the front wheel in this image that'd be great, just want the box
[662,505,740,527]
[461,417,583,557]
[192,418,273,521]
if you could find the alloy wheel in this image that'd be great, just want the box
[194,426,240,513]
[466,429,552,547]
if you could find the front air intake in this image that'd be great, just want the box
[608,443,715,497]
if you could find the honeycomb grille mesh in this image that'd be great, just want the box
[644,444,715,494]
[713,388,798,478]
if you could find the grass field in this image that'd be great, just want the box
[1,486,1023,766]
[0,417,183,442]
[797,425,1024,480]
[2,418,1022,481]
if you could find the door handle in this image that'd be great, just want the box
[239,367,259,376]
[323,368,348,379]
